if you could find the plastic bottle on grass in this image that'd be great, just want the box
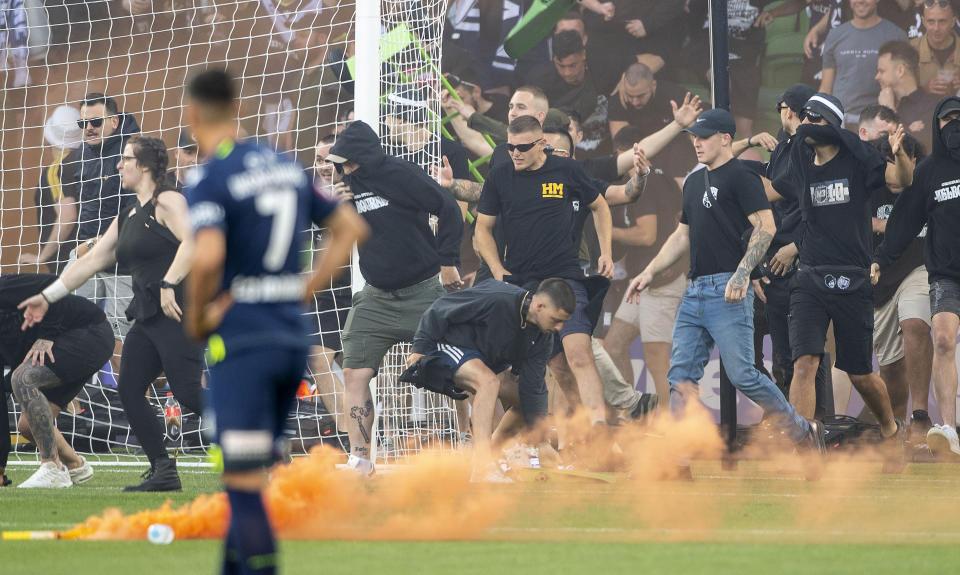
[163,393,181,442]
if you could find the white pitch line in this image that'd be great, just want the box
[487,526,960,539]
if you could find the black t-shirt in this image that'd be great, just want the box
[680,160,770,278]
[871,185,926,306]
[799,147,885,268]
[478,154,600,281]
[899,89,940,152]
[620,169,687,285]
[607,80,697,179]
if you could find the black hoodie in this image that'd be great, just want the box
[329,121,463,290]
[412,280,552,423]
[877,97,960,284]
[75,113,141,242]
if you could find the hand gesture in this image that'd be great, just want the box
[870,263,881,286]
[331,182,353,202]
[611,76,628,109]
[596,255,615,279]
[724,272,749,303]
[19,252,41,265]
[633,144,652,175]
[18,294,50,330]
[405,352,424,369]
[889,124,905,158]
[440,265,464,290]
[752,278,769,303]
[768,242,798,277]
[625,19,646,38]
[25,338,55,366]
[671,92,703,128]
[160,286,183,322]
[803,28,821,59]
[753,11,775,27]
[626,270,654,303]
[750,132,779,152]
[430,155,454,189]
[598,2,615,21]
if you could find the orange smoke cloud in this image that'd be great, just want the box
[64,446,510,541]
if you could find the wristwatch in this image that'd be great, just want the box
[160,280,178,290]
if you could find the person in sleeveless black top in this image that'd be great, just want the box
[19,136,203,492]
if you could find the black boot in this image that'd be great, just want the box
[123,458,182,492]
[1,474,10,487]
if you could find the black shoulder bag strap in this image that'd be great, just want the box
[703,167,760,279]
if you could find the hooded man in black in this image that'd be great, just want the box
[406,278,575,481]
[874,96,960,460]
[325,120,464,477]
[779,94,906,448]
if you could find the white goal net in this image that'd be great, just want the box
[3,0,460,466]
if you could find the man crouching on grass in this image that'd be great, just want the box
[10,273,114,488]
[404,278,574,482]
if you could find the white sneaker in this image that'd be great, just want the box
[68,456,94,485]
[18,462,72,489]
[927,425,960,460]
[346,454,375,478]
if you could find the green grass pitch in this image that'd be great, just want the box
[4,461,960,575]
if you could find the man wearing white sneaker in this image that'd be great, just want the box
[0,274,113,487]
[875,96,960,460]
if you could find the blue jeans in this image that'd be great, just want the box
[667,273,811,443]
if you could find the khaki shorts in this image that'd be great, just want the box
[341,276,445,371]
[873,266,931,366]
[613,273,685,343]
[66,248,133,340]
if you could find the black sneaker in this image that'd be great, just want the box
[1,474,10,487]
[911,410,932,444]
[801,419,826,481]
[123,458,182,492]
[629,393,659,422]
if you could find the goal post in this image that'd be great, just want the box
[3,0,460,467]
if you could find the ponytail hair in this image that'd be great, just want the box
[127,135,169,204]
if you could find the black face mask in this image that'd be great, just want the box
[941,119,960,161]
[799,123,842,147]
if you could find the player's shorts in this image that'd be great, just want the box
[873,266,931,366]
[558,277,591,338]
[613,273,685,343]
[341,276,445,371]
[67,249,133,339]
[931,277,960,319]
[789,266,874,375]
[430,343,510,375]
[312,286,352,352]
[42,320,114,409]
[208,344,308,472]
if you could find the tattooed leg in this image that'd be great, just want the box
[11,363,63,465]
[342,367,376,459]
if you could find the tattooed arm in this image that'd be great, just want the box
[725,209,776,303]
[448,179,484,203]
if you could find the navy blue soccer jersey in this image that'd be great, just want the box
[186,139,337,351]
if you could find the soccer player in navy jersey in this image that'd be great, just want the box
[182,68,368,575]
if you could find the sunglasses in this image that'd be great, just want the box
[799,109,824,122]
[776,103,789,113]
[77,117,107,129]
[506,139,542,153]
[924,0,951,8]
[120,155,137,162]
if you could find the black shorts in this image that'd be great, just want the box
[931,277,960,319]
[789,268,874,376]
[44,321,114,409]
[312,287,352,352]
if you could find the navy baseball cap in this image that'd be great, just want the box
[684,109,737,138]
[779,83,816,113]
[802,93,844,128]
